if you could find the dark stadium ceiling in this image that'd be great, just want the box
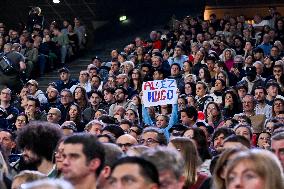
[0,0,205,28]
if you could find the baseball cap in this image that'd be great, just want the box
[61,121,77,132]
[265,81,279,89]
[245,67,256,76]
[58,67,70,73]
[26,79,39,88]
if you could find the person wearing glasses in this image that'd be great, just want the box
[57,89,74,123]
[47,108,61,125]
[116,134,138,153]
[139,127,167,148]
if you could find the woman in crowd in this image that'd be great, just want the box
[272,96,284,117]
[217,70,230,87]
[103,75,117,89]
[225,149,284,189]
[129,68,143,94]
[212,148,244,189]
[66,103,84,132]
[122,61,134,76]
[73,86,89,111]
[184,82,196,96]
[204,102,224,128]
[198,67,212,86]
[210,79,226,105]
[169,137,208,189]
[221,90,242,119]
[135,46,145,64]
[256,131,271,149]
[183,127,211,163]
[183,61,192,75]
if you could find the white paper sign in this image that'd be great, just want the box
[142,79,178,107]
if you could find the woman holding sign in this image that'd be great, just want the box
[141,80,179,141]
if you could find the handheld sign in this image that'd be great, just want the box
[142,79,178,107]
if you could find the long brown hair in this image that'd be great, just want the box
[170,137,201,188]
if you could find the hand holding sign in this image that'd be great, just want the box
[142,79,178,107]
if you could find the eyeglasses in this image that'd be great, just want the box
[117,143,133,148]
[139,138,159,145]
[129,129,139,135]
[60,95,71,98]
[48,113,58,116]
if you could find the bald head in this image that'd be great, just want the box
[116,134,138,153]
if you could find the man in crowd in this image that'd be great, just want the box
[0,43,26,93]
[0,130,16,163]
[168,45,188,67]
[97,143,123,189]
[25,96,46,121]
[16,121,62,176]
[55,67,78,92]
[266,81,279,105]
[57,89,73,123]
[109,87,137,117]
[70,70,91,93]
[254,86,272,118]
[82,90,106,123]
[0,88,19,128]
[47,107,62,125]
[26,79,47,105]
[140,127,167,148]
[271,132,284,169]
[143,146,185,189]
[62,134,105,189]
[84,120,105,136]
[116,134,138,153]
[108,156,160,189]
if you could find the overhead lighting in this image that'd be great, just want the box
[53,0,60,3]
[119,15,127,22]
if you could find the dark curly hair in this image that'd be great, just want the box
[16,121,63,162]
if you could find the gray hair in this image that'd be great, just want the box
[253,61,264,68]
[20,179,74,189]
[142,146,185,180]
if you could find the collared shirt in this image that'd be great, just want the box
[255,103,272,119]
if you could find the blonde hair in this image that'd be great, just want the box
[225,149,284,189]
[170,137,200,188]
[13,170,47,183]
[212,148,245,189]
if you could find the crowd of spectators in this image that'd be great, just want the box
[0,7,86,86]
[0,6,284,189]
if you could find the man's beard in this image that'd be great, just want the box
[257,99,265,103]
[22,154,42,168]
[116,98,124,103]
[48,96,58,103]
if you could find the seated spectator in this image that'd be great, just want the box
[26,80,47,105]
[55,67,78,92]
[25,96,46,121]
